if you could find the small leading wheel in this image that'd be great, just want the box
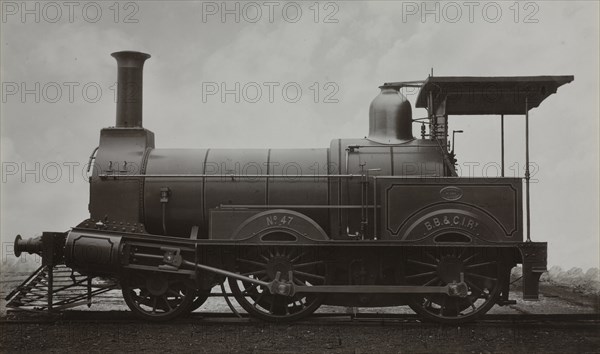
[229,247,328,322]
[121,271,195,321]
[405,248,503,324]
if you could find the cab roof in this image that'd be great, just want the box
[408,76,573,115]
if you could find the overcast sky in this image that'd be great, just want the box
[1,1,598,269]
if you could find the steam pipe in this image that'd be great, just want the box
[111,51,151,128]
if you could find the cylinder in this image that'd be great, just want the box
[64,231,123,276]
[111,51,151,128]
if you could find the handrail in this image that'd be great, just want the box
[99,173,359,179]
[98,173,522,180]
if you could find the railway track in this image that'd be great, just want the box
[2,310,598,326]
[3,272,598,327]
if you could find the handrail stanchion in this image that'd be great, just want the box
[525,98,531,242]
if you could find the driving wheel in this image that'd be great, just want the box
[229,246,328,322]
[405,247,503,324]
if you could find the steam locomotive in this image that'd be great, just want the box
[8,51,573,324]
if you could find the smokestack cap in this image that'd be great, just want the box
[111,51,151,66]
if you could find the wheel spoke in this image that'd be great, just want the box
[132,292,144,303]
[290,252,306,263]
[465,261,497,269]
[465,272,497,283]
[294,270,325,282]
[293,277,306,286]
[467,296,477,310]
[151,296,157,313]
[253,289,266,306]
[462,253,479,264]
[405,270,437,279]
[242,283,259,295]
[425,252,439,263]
[241,269,267,277]
[407,259,438,269]
[422,276,440,286]
[237,258,268,268]
[440,296,447,315]
[465,279,487,298]
[242,276,268,295]
[269,296,276,313]
[162,295,173,311]
[455,299,460,315]
[293,261,325,269]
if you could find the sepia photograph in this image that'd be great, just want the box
[1,1,598,352]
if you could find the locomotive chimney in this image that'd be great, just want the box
[111,51,151,128]
[368,87,413,144]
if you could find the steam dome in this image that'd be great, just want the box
[368,87,413,144]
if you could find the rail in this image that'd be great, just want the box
[3,311,598,325]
